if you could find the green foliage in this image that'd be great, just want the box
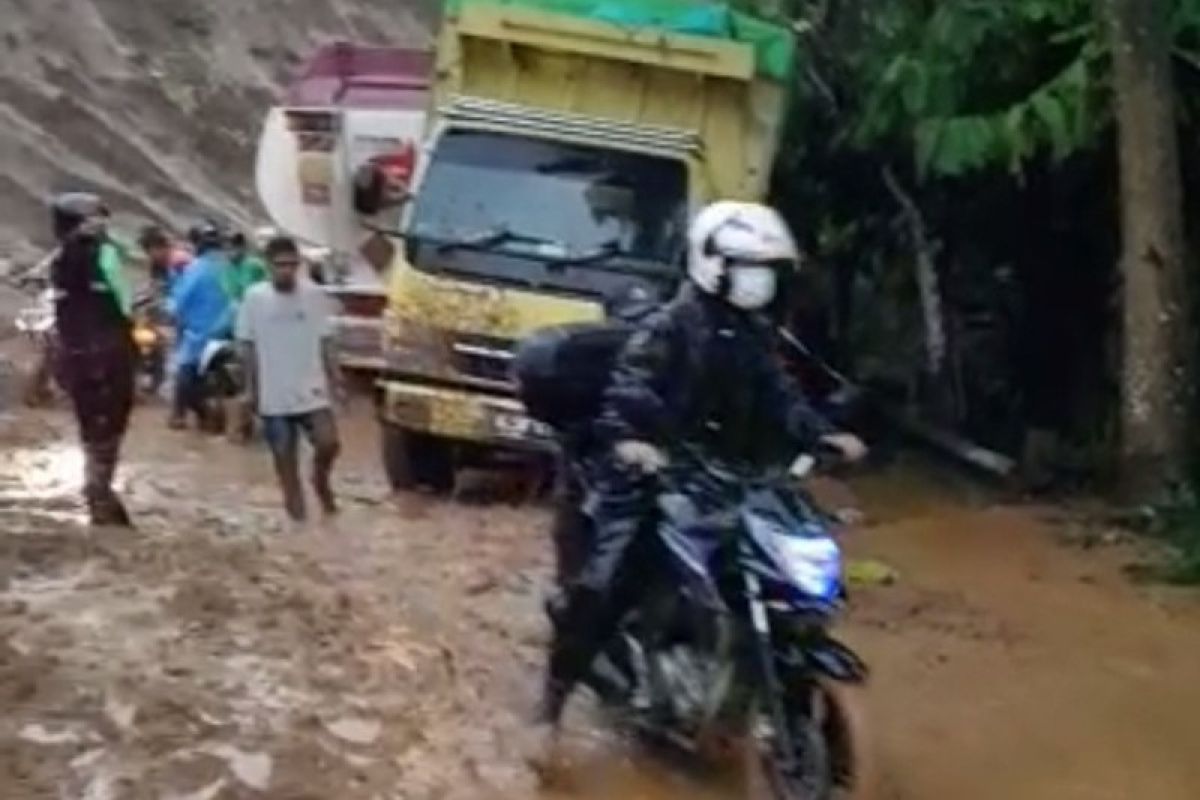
[838,0,1105,179]
[749,0,1200,192]
[763,0,1200,180]
[751,0,1200,462]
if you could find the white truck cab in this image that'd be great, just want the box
[254,42,434,370]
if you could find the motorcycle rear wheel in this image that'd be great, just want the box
[136,350,165,400]
[745,679,876,800]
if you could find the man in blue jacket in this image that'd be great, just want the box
[168,220,232,430]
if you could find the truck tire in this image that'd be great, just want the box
[381,424,454,493]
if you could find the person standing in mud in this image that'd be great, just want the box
[237,235,344,523]
[48,193,137,527]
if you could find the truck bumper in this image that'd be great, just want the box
[333,314,385,372]
[378,378,556,450]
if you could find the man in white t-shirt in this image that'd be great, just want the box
[236,236,344,522]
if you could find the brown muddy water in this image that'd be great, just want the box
[0,402,1198,799]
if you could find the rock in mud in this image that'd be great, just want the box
[163,778,228,800]
[18,722,88,746]
[205,744,272,791]
[325,717,383,746]
[465,574,500,596]
[103,692,138,733]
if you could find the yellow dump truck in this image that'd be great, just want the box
[377,0,796,489]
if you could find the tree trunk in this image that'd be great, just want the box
[882,166,954,421]
[1108,0,1192,501]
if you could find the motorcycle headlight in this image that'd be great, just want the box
[132,327,157,347]
[749,515,843,602]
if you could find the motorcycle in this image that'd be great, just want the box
[13,283,58,407]
[131,295,168,400]
[198,338,252,441]
[580,450,875,800]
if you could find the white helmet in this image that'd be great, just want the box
[687,201,799,310]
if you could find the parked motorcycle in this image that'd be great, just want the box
[581,450,876,800]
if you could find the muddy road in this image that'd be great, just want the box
[0,403,1198,799]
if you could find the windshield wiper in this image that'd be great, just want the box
[435,227,563,256]
[413,229,678,279]
[550,240,679,279]
[552,239,625,267]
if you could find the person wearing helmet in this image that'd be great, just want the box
[167,219,233,429]
[48,192,137,527]
[537,201,866,728]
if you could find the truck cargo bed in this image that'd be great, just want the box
[436,2,794,199]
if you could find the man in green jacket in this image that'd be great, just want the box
[223,232,269,305]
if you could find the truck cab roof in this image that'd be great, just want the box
[284,43,434,110]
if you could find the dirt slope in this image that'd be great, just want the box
[0,0,435,267]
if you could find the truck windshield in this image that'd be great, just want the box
[407,130,687,284]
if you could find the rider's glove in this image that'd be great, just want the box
[819,432,868,463]
[614,440,669,475]
[789,453,817,479]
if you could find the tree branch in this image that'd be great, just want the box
[1172,46,1200,75]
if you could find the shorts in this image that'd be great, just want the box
[261,408,337,459]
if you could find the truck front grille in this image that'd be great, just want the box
[450,333,515,384]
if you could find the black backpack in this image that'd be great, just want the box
[512,320,636,433]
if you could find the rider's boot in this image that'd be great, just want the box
[535,675,569,727]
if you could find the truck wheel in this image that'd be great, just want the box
[382,424,454,493]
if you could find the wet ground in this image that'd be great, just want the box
[0,400,1199,799]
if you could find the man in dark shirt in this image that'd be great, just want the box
[49,193,136,527]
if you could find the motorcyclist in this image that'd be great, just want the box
[48,193,137,526]
[138,225,192,300]
[544,283,666,587]
[538,201,866,727]
[167,219,233,430]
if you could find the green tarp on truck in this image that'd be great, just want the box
[442,0,795,82]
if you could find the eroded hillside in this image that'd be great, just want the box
[0,0,434,266]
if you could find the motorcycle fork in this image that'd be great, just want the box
[744,572,798,769]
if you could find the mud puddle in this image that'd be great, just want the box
[0,408,1198,799]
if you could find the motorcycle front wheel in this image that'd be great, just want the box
[745,679,876,800]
